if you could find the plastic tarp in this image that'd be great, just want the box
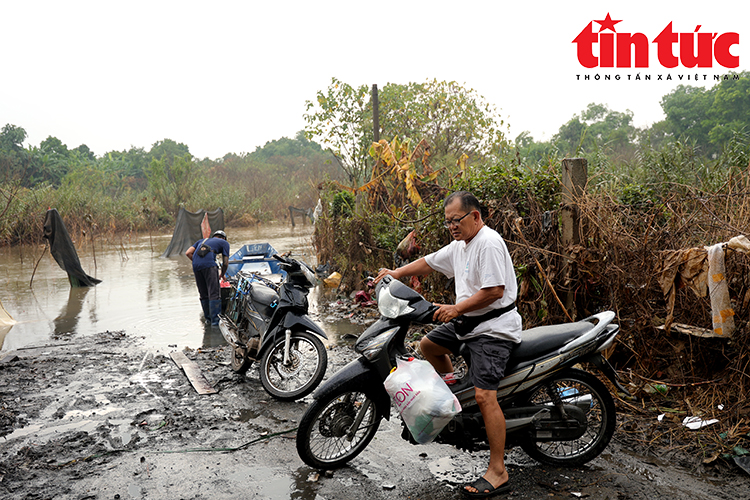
[160,208,225,258]
[43,209,102,287]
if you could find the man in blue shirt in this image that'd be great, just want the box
[186,230,230,325]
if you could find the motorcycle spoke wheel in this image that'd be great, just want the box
[520,368,616,466]
[230,345,252,374]
[259,331,327,401]
[296,388,382,469]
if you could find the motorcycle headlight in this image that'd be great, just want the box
[377,286,414,319]
[358,327,399,360]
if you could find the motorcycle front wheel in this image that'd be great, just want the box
[296,387,383,469]
[520,368,616,466]
[259,331,327,401]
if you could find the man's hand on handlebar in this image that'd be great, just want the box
[374,268,398,283]
[432,303,461,323]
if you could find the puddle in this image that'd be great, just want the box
[63,406,124,420]
[237,409,260,422]
[227,464,308,500]
[1,419,100,443]
[109,418,135,446]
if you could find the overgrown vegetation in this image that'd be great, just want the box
[308,75,750,464]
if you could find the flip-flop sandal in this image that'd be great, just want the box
[462,477,511,498]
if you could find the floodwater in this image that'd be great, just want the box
[0,221,352,353]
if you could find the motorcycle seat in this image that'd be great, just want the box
[511,321,594,363]
[250,282,279,307]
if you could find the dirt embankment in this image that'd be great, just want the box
[1,331,748,500]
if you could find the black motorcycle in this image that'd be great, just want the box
[219,254,327,401]
[296,276,628,469]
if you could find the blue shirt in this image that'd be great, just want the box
[191,237,230,271]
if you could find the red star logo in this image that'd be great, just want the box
[594,13,622,33]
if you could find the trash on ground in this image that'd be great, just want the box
[682,416,719,430]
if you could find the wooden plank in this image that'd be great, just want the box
[170,351,218,395]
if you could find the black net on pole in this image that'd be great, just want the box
[160,207,225,258]
[43,209,102,287]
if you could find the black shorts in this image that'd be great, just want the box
[426,322,516,391]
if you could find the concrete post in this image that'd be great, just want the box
[561,158,588,319]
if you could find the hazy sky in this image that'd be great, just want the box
[2,1,746,159]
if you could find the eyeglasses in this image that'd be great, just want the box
[443,212,472,228]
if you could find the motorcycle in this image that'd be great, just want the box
[296,276,629,469]
[219,253,328,401]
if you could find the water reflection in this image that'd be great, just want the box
[53,287,89,335]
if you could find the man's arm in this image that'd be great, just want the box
[433,285,504,323]
[186,246,196,261]
[374,257,434,282]
[220,255,228,279]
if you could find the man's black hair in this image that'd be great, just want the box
[444,191,481,213]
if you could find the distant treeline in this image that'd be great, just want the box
[0,130,343,245]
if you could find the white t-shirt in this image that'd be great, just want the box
[424,225,522,343]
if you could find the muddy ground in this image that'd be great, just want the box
[1,330,748,500]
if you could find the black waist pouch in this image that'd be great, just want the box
[452,303,516,336]
[196,239,212,258]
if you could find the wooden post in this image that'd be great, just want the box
[289,206,296,227]
[372,84,380,143]
[561,158,587,320]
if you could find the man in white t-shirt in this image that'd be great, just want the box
[375,191,521,498]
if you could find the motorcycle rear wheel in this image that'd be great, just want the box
[296,387,383,469]
[259,331,327,401]
[230,345,252,374]
[520,368,616,466]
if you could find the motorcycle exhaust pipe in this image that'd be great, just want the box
[219,317,240,346]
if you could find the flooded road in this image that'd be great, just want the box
[0,222,347,353]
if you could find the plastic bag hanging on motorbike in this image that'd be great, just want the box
[384,358,461,444]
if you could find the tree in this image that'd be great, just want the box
[0,124,26,154]
[377,80,508,164]
[707,72,750,147]
[553,103,635,157]
[148,139,190,166]
[658,72,750,157]
[0,124,28,182]
[304,79,509,188]
[660,85,715,155]
[303,78,372,186]
[145,141,196,216]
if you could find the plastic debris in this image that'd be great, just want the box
[323,272,342,288]
[682,416,719,430]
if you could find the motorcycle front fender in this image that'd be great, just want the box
[260,312,328,353]
[282,312,328,339]
[313,357,392,421]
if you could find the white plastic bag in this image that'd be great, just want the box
[383,358,461,444]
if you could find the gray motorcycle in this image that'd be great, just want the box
[219,254,327,401]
